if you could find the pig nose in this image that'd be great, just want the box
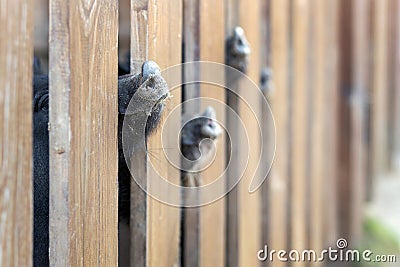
[141,61,161,82]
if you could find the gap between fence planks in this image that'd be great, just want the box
[49,0,119,265]
[225,0,240,266]
[181,0,201,266]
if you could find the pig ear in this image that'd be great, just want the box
[33,57,43,75]
[202,106,216,119]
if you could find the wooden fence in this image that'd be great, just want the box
[1,0,399,266]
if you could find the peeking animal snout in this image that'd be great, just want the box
[141,60,161,82]
[225,26,251,73]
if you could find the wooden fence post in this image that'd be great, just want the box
[237,0,263,266]
[393,0,400,172]
[323,0,340,248]
[336,0,369,242]
[49,0,119,265]
[146,0,183,266]
[290,2,310,264]
[268,1,290,266]
[199,0,227,266]
[0,0,34,266]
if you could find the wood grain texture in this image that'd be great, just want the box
[131,0,149,72]
[146,0,182,266]
[0,0,34,266]
[268,1,290,266]
[49,0,119,265]
[290,1,309,264]
[238,0,262,266]
[199,0,226,266]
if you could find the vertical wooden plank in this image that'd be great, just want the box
[237,0,261,266]
[290,1,309,264]
[129,1,149,266]
[393,0,400,171]
[147,0,182,266]
[199,0,226,266]
[238,0,262,266]
[387,0,399,171]
[0,0,34,266]
[337,0,368,242]
[268,1,290,267]
[323,0,339,247]
[309,0,325,262]
[350,0,369,242]
[370,0,389,182]
[49,0,119,265]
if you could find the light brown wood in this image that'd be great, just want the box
[268,1,290,266]
[290,1,309,264]
[199,0,226,266]
[237,0,262,266]
[323,0,339,247]
[49,0,119,265]
[393,0,400,172]
[0,0,34,266]
[309,0,325,264]
[349,0,369,242]
[387,0,398,171]
[370,0,389,183]
[147,0,182,266]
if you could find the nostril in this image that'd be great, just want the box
[141,61,161,82]
[208,119,215,128]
